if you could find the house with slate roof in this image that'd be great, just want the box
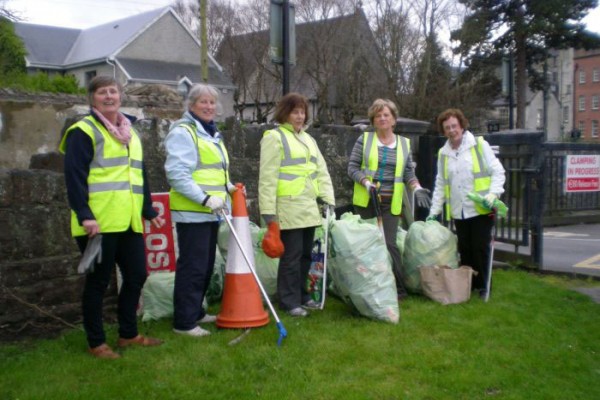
[216,8,389,124]
[14,7,236,118]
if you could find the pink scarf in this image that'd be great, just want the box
[93,108,132,145]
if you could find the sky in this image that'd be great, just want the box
[6,0,600,33]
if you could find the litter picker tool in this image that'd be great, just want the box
[219,209,287,346]
[484,213,496,303]
[370,183,386,242]
[319,205,331,310]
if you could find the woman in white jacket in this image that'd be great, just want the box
[428,109,505,299]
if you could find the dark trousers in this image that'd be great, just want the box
[354,197,408,297]
[454,214,495,291]
[76,229,147,348]
[173,222,218,330]
[278,227,316,311]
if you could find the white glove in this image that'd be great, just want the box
[205,196,226,213]
[226,182,237,194]
[362,179,374,191]
[484,193,497,209]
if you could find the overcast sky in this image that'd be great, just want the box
[6,0,600,33]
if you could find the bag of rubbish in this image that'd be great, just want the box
[205,247,226,304]
[396,226,408,259]
[254,228,279,297]
[402,220,459,293]
[141,271,175,322]
[328,213,399,323]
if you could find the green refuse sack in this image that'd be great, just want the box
[396,226,408,259]
[141,271,175,322]
[402,220,459,293]
[255,228,279,297]
[328,213,399,324]
[205,247,226,305]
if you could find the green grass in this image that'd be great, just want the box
[1,269,599,400]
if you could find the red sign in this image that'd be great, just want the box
[143,193,176,273]
[565,155,600,193]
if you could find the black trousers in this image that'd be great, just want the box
[454,214,495,291]
[278,226,316,311]
[354,197,408,297]
[173,222,219,331]
[76,229,147,348]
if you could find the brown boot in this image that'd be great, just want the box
[117,334,163,348]
[88,343,121,359]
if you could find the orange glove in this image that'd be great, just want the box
[262,221,284,258]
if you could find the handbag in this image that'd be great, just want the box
[419,265,476,305]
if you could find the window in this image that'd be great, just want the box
[85,70,96,86]
[565,84,571,95]
[536,109,543,129]
[563,106,569,124]
[579,120,585,133]
[499,107,509,123]
[593,95,599,110]
[579,96,586,111]
[592,121,599,138]
[594,68,600,82]
[579,70,586,84]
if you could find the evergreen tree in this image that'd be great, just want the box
[0,17,26,77]
[452,0,600,128]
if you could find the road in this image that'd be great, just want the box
[496,223,600,278]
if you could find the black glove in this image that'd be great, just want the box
[414,188,432,209]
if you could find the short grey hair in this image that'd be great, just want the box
[185,83,220,111]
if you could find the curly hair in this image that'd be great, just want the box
[436,108,469,133]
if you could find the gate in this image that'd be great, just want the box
[417,131,545,268]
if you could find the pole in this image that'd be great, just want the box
[508,55,514,129]
[200,0,208,83]
[282,0,290,95]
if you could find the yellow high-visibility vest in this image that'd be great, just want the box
[352,132,410,215]
[59,116,144,236]
[439,136,492,220]
[270,126,320,197]
[168,123,229,213]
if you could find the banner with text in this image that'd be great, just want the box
[143,192,176,273]
[565,155,600,193]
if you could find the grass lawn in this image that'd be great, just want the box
[1,269,598,400]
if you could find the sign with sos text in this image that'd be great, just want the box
[565,155,600,193]
[143,193,176,273]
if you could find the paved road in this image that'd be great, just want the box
[496,223,600,303]
[496,223,600,278]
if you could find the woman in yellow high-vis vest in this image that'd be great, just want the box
[60,76,164,359]
[165,84,237,337]
[348,99,431,300]
[428,109,505,299]
[259,93,335,317]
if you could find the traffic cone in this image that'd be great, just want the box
[216,184,269,329]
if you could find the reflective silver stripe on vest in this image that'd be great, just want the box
[276,128,316,167]
[89,181,142,194]
[196,162,223,170]
[362,132,376,176]
[82,119,131,169]
[472,138,489,179]
[393,137,409,183]
[278,171,318,181]
[180,123,229,172]
[199,184,226,192]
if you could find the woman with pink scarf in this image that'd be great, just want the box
[60,76,164,359]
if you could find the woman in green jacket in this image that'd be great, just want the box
[259,93,335,317]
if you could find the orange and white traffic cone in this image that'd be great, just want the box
[216,184,269,329]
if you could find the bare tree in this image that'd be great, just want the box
[0,0,20,21]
